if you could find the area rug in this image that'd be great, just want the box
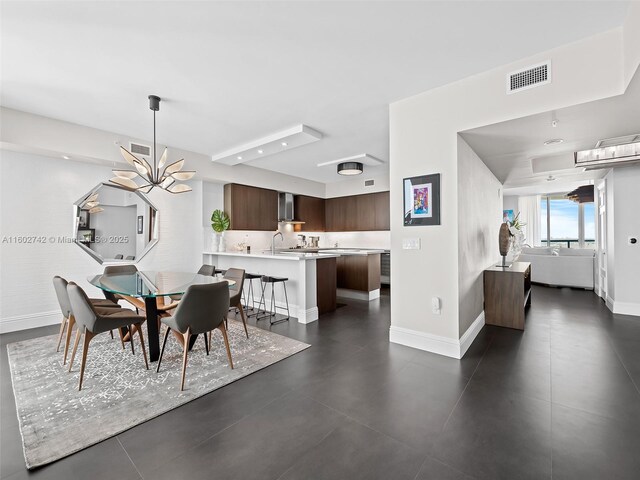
[6,319,310,469]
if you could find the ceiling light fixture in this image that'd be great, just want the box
[257,149,264,154]
[63,155,71,160]
[337,162,364,176]
[281,142,288,146]
[544,138,564,146]
[546,175,556,181]
[237,156,243,160]
[110,95,195,194]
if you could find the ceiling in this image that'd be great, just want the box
[461,66,640,194]
[0,1,630,184]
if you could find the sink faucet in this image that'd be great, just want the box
[271,231,283,254]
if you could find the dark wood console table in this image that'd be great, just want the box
[483,261,531,330]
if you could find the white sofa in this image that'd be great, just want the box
[516,247,595,289]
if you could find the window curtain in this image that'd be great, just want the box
[518,195,541,246]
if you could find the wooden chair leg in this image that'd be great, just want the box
[129,325,136,355]
[237,302,249,339]
[180,328,191,391]
[156,327,171,373]
[118,328,125,350]
[56,316,68,352]
[68,326,82,372]
[63,315,76,365]
[78,329,94,391]
[135,322,149,370]
[218,322,234,369]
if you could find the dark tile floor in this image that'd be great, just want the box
[2,285,640,479]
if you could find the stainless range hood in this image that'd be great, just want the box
[278,192,305,224]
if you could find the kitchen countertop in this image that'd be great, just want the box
[280,248,386,256]
[203,251,341,261]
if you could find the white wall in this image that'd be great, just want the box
[503,195,519,216]
[389,23,639,358]
[0,150,202,332]
[325,172,390,198]
[608,165,640,316]
[457,136,502,336]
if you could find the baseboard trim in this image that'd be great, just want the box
[297,307,319,324]
[389,311,485,359]
[337,288,380,301]
[612,300,640,317]
[0,311,60,334]
[459,311,485,357]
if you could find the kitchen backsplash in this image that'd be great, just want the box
[203,226,390,252]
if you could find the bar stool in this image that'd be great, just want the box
[244,272,262,317]
[256,276,290,325]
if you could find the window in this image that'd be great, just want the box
[540,196,595,248]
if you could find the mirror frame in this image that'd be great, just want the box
[73,182,159,264]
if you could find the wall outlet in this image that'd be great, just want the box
[431,296,441,314]
[402,238,421,250]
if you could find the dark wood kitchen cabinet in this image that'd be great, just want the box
[294,195,326,231]
[324,191,389,231]
[224,183,278,231]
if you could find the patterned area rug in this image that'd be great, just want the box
[6,319,310,469]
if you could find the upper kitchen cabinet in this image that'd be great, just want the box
[294,195,326,231]
[374,191,390,230]
[325,191,389,231]
[224,183,278,231]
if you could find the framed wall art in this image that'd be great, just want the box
[403,173,440,226]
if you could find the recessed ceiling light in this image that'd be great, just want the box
[257,149,264,154]
[544,138,564,146]
[237,156,243,160]
[63,155,70,160]
[546,175,556,181]
[281,142,288,146]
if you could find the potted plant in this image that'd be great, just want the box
[211,209,230,252]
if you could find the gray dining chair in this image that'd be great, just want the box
[157,282,233,391]
[53,276,122,364]
[67,282,149,391]
[224,268,249,338]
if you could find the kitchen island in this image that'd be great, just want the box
[202,251,339,323]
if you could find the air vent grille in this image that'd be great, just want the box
[364,179,375,187]
[130,142,151,156]
[507,61,551,94]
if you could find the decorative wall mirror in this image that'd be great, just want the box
[73,182,159,264]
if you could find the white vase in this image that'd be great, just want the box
[218,231,226,252]
[211,233,219,252]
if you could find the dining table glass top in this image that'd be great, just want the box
[88,271,234,298]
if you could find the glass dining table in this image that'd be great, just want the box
[88,271,235,361]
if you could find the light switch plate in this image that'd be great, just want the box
[402,238,421,250]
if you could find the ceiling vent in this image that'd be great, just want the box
[507,61,551,94]
[130,142,151,157]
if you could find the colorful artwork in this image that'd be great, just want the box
[411,183,432,218]
[403,174,441,226]
[503,209,514,223]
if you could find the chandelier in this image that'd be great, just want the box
[110,95,195,194]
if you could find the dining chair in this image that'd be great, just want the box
[66,282,149,391]
[156,282,233,391]
[224,268,249,338]
[53,276,122,364]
